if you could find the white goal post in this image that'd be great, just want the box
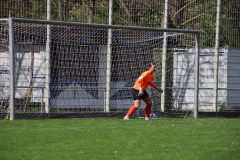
[4,18,200,120]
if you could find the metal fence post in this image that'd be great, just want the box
[105,0,113,113]
[161,0,169,112]
[9,17,15,120]
[45,0,51,113]
[194,33,200,118]
[213,0,222,112]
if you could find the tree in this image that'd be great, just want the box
[0,0,47,19]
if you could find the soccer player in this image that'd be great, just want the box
[123,62,163,120]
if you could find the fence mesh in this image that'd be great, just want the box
[0,19,10,119]
[0,0,239,48]
[0,0,240,119]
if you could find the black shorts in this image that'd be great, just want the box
[132,88,149,100]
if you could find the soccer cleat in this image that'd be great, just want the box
[150,113,157,119]
[123,116,129,120]
[145,117,150,120]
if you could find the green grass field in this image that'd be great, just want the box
[0,117,240,160]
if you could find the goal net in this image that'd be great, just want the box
[0,18,200,119]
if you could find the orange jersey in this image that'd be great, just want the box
[133,71,156,91]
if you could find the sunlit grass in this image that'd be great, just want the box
[0,117,240,160]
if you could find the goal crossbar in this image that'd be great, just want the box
[11,18,201,34]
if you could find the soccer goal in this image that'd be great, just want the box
[0,18,200,120]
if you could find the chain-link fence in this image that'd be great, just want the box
[1,0,239,47]
[0,0,240,119]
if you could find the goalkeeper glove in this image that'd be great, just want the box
[138,88,144,96]
[156,87,163,93]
